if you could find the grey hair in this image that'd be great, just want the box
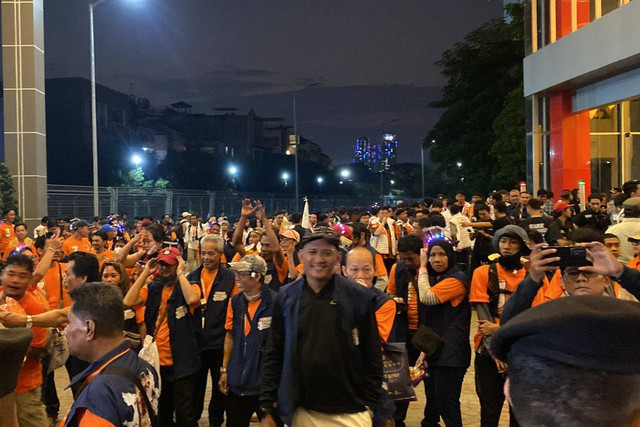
[200,233,224,253]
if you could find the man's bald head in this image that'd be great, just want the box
[343,247,376,288]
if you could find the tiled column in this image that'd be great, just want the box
[2,0,48,227]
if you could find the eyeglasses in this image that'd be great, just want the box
[561,269,599,282]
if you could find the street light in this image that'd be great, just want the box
[282,172,290,187]
[340,169,350,179]
[390,180,395,185]
[317,176,323,192]
[293,82,321,211]
[89,0,142,216]
[131,154,142,166]
[228,165,238,176]
[456,161,463,168]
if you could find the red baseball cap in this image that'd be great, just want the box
[156,247,180,265]
[553,201,574,213]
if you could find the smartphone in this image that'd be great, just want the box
[542,246,590,267]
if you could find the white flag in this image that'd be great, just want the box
[301,197,311,229]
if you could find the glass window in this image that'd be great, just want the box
[631,135,640,179]
[590,135,620,192]
[602,0,620,16]
[590,104,619,133]
[630,99,640,132]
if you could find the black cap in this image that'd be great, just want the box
[299,226,340,249]
[491,295,640,374]
[72,219,89,230]
[0,328,33,398]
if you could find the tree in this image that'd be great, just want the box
[491,81,526,187]
[114,167,170,189]
[424,3,524,195]
[0,162,19,214]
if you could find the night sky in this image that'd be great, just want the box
[42,0,504,163]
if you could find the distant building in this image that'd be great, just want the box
[352,134,398,172]
[46,78,155,186]
[44,77,334,186]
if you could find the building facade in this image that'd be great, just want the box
[524,0,640,196]
[352,134,398,172]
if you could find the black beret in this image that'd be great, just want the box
[0,328,33,398]
[491,295,640,374]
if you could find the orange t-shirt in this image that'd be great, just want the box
[225,297,261,336]
[95,249,115,269]
[15,292,48,394]
[430,277,467,307]
[375,299,396,344]
[0,222,15,255]
[139,283,201,366]
[62,236,93,255]
[2,240,35,260]
[627,257,640,271]
[374,253,387,277]
[200,268,218,301]
[469,263,526,349]
[387,263,419,331]
[42,262,70,309]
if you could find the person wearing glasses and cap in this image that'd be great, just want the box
[218,254,278,427]
[260,227,382,427]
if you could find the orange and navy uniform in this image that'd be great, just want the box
[61,342,160,427]
[139,283,201,366]
[62,236,93,256]
[387,263,419,331]
[469,263,526,350]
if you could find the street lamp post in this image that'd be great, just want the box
[316,176,323,192]
[89,0,108,217]
[293,82,320,212]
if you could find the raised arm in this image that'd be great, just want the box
[255,201,284,266]
[32,231,64,283]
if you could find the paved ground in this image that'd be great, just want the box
[54,311,511,426]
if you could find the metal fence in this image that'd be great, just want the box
[47,185,420,220]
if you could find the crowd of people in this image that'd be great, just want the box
[1,179,640,426]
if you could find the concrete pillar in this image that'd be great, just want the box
[2,0,47,228]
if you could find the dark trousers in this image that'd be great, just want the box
[41,360,59,417]
[475,353,519,427]
[194,348,226,426]
[394,333,420,426]
[226,392,260,427]
[422,366,467,427]
[159,366,199,427]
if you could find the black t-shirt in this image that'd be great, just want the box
[520,216,553,239]
[297,280,365,414]
[492,216,512,231]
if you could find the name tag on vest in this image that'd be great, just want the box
[212,291,227,302]
[175,305,187,319]
[258,317,272,330]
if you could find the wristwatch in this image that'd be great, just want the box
[25,315,33,329]
[219,367,227,373]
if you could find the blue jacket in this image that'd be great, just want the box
[260,274,383,425]
[144,280,201,379]
[227,285,277,396]
[188,265,236,350]
[64,342,160,426]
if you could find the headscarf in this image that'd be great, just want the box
[426,239,469,290]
